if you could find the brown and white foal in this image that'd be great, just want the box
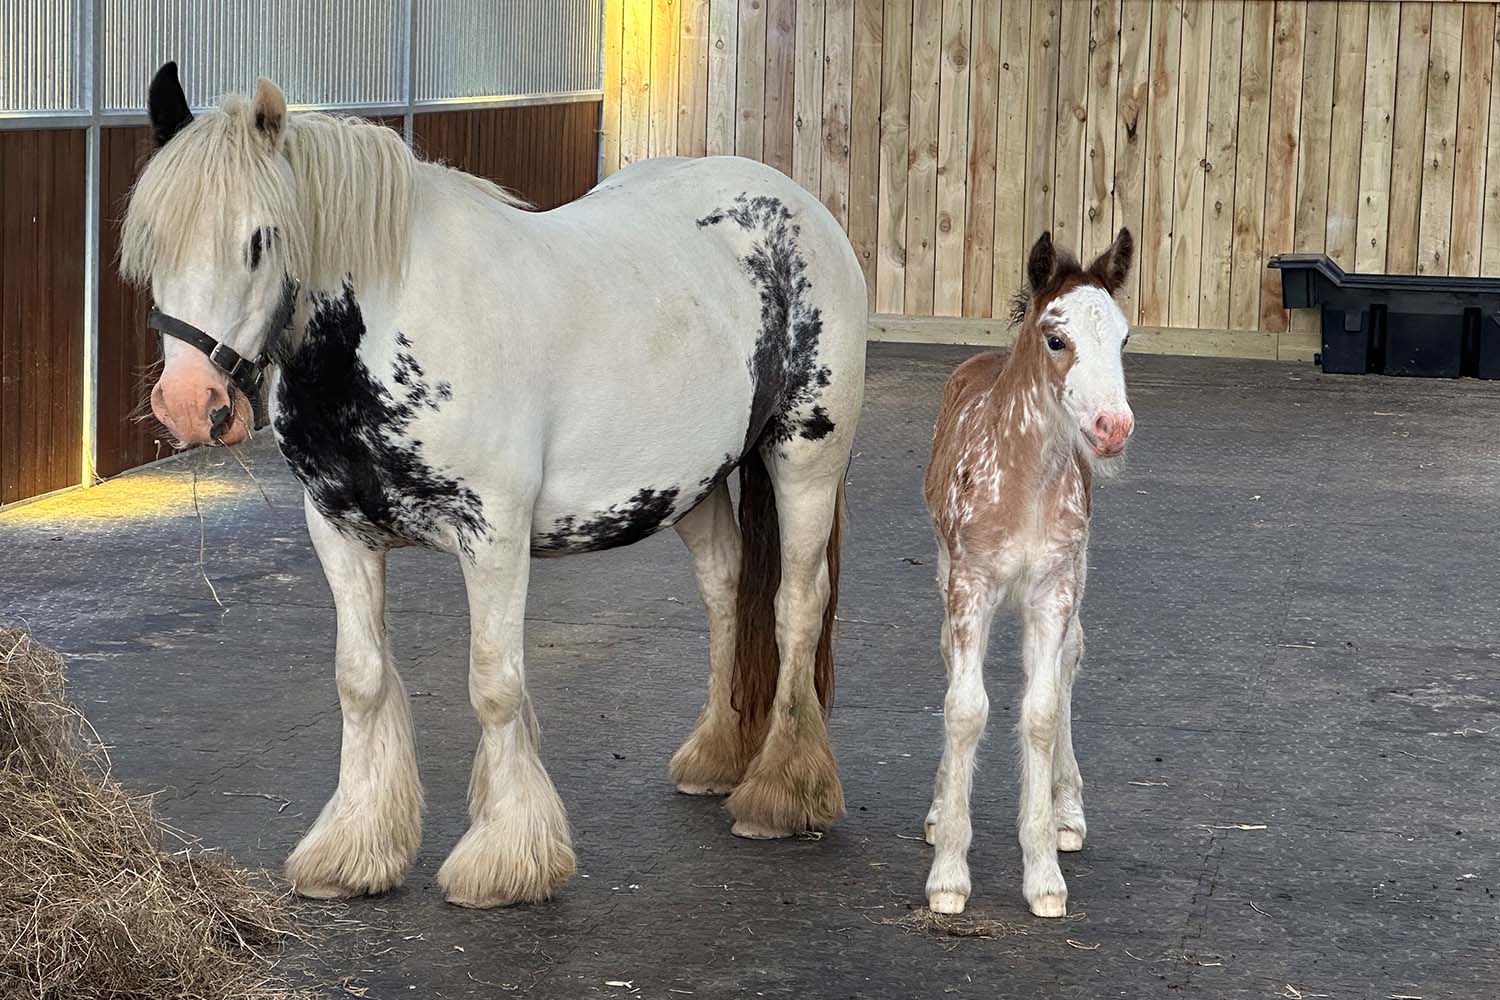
[922,229,1135,918]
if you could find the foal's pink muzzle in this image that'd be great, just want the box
[150,354,252,447]
[1085,411,1133,459]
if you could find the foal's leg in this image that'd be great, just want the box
[923,541,954,845]
[286,497,422,898]
[437,522,575,906]
[725,455,844,838]
[669,481,749,794]
[924,569,996,915]
[1017,581,1078,918]
[1053,610,1087,852]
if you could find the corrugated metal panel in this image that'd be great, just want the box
[412,0,602,103]
[0,0,86,113]
[100,0,406,112]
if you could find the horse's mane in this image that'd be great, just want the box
[121,96,525,291]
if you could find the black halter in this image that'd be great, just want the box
[147,278,299,432]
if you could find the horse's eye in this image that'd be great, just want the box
[1122,334,1130,350]
[1046,334,1066,352]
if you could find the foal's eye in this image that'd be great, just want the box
[1046,334,1066,352]
[1122,334,1130,350]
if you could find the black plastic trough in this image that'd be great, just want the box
[1267,254,1500,379]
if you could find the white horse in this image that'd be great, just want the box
[125,64,866,907]
[921,230,1134,918]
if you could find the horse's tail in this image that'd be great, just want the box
[731,448,842,746]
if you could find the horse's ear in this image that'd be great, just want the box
[251,77,288,152]
[147,61,193,148]
[1027,231,1057,294]
[1087,228,1133,296]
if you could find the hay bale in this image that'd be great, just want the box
[0,627,317,999]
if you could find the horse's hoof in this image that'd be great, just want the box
[1057,829,1085,852]
[928,891,968,915]
[730,819,793,840]
[1029,893,1067,918]
[924,820,938,846]
[676,780,734,796]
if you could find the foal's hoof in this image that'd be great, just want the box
[928,890,968,915]
[1057,829,1085,852]
[923,819,938,846]
[1029,893,1067,918]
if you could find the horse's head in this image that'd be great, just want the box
[1014,229,1135,461]
[123,62,300,448]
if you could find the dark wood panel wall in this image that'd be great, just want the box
[0,128,86,504]
[413,101,602,209]
[86,102,599,490]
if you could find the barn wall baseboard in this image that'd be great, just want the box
[868,315,1319,365]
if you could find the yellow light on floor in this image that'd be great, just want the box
[0,471,247,525]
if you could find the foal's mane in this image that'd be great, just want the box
[121,96,525,292]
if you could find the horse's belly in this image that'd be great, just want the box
[529,443,740,557]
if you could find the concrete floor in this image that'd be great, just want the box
[3,344,1498,999]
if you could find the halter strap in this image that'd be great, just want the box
[145,278,299,431]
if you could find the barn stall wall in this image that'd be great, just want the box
[0,0,604,505]
[601,0,1500,361]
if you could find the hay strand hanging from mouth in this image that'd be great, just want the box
[0,627,316,1000]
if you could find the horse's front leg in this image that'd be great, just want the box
[1053,609,1086,853]
[286,496,422,898]
[1017,577,1079,918]
[437,517,576,907]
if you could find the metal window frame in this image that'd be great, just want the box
[0,0,607,497]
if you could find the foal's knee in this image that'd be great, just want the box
[1020,699,1059,751]
[944,686,989,744]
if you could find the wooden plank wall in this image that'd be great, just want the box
[412,102,602,209]
[602,0,1500,356]
[0,128,85,503]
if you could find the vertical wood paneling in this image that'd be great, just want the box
[1387,2,1432,273]
[735,0,767,157]
[1448,2,1492,276]
[1023,1,1061,250]
[1169,0,1212,328]
[1200,0,1243,328]
[1139,0,1181,326]
[1416,2,1463,274]
[1288,1,1336,340]
[934,0,972,316]
[1053,0,1091,249]
[905,0,942,313]
[876,0,913,314]
[1356,0,1400,272]
[849,0,883,305]
[1082,0,1122,263]
[706,0,738,154]
[650,0,682,156]
[764,0,796,172]
[1228,0,1274,329]
[962,0,1002,317]
[822,0,855,228]
[600,0,1500,343]
[1256,1,1305,333]
[0,129,85,503]
[1113,0,1152,322]
[678,0,711,157]
[792,0,826,191]
[992,0,1033,309]
[1325,0,1368,269]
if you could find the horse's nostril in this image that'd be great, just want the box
[210,404,232,439]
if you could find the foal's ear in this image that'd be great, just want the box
[148,61,193,148]
[1027,231,1057,295]
[1087,228,1134,296]
[251,77,288,152]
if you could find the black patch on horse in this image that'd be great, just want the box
[535,486,681,555]
[697,194,836,448]
[273,284,489,553]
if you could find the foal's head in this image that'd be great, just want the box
[122,62,412,448]
[1012,229,1135,461]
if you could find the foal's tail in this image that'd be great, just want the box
[731,448,842,746]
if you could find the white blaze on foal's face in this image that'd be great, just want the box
[1048,285,1134,460]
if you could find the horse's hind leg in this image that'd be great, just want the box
[670,480,749,794]
[725,446,846,839]
[286,497,422,898]
[438,522,575,907]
